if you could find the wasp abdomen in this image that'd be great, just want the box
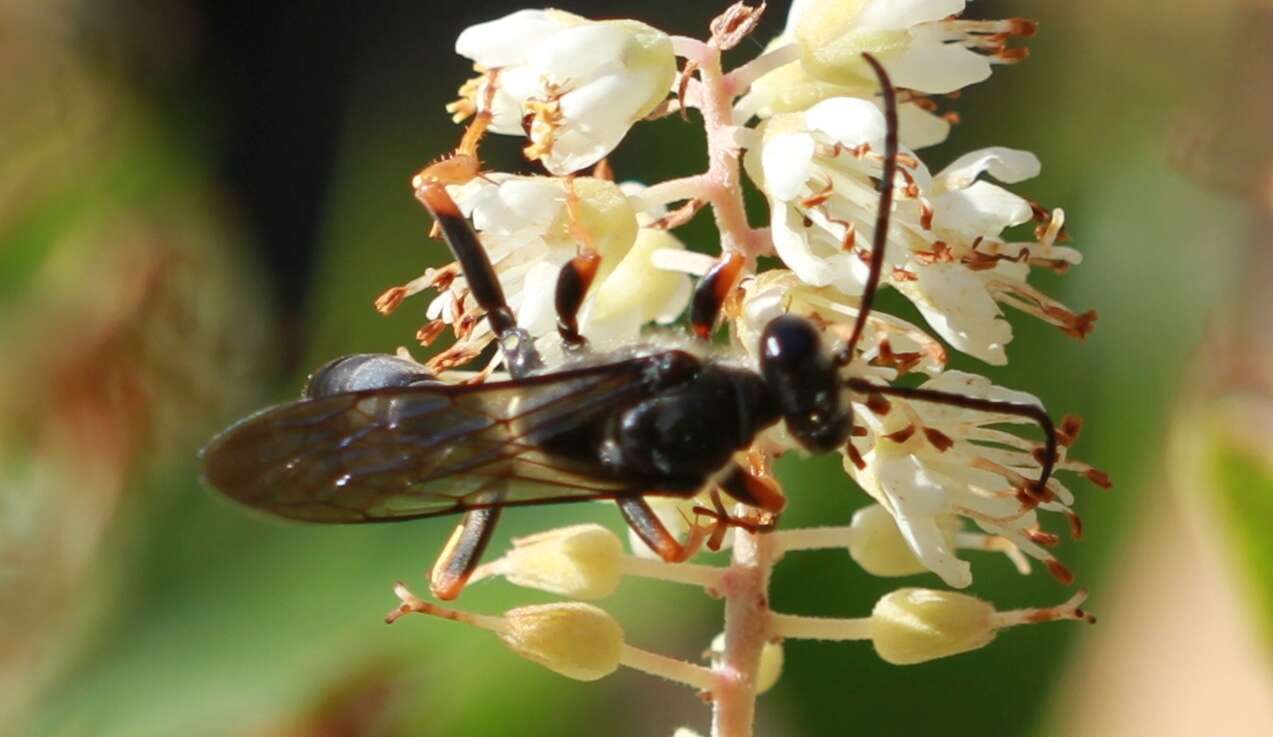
[304,354,438,398]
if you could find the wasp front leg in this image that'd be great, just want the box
[414,183,542,378]
[716,459,787,516]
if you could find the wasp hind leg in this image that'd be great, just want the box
[429,506,503,600]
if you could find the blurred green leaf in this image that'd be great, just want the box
[1209,424,1273,650]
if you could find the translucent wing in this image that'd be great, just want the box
[201,361,658,523]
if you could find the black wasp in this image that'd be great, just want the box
[202,56,1058,600]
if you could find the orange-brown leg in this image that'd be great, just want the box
[429,507,502,600]
[689,253,746,340]
[555,251,601,351]
[615,497,707,563]
[716,462,787,515]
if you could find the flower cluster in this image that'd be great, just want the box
[380,2,1107,736]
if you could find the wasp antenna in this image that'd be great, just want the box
[843,377,1059,496]
[835,52,899,368]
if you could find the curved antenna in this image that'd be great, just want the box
[844,377,1058,496]
[834,52,899,367]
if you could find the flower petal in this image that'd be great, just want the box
[772,202,838,286]
[899,262,1012,365]
[930,182,1033,236]
[455,9,576,68]
[761,132,818,201]
[937,147,1042,191]
[804,96,887,148]
[515,260,565,336]
[856,0,966,32]
[869,451,973,588]
[883,37,991,94]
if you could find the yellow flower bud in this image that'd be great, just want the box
[501,602,624,681]
[500,524,624,600]
[755,640,785,694]
[562,177,639,277]
[849,505,960,578]
[588,228,692,342]
[869,588,996,665]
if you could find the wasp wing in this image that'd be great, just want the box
[201,360,657,523]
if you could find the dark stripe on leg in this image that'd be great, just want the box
[414,183,541,377]
[555,252,601,350]
[429,506,502,601]
[616,497,695,563]
[690,253,745,340]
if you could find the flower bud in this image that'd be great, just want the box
[709,632,784,694]
[500,602,624,681]
[849,504,959,578]
[869,588,995,665]
[755,640,785,694]
[586,227,693,345]
[500,524,624,600]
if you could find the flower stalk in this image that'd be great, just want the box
[379,2,1105,736]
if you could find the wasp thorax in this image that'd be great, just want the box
[759,315,851,452]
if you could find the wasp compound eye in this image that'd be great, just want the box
[304,354,437,398]
[760,316,851,453]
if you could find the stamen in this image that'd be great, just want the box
[991,589,1095,628]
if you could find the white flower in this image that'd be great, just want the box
[844,371,1100,588]
[408,175,691,370]
[785,0,1035,95]
[746,97,1091,365]
[736,38,951,148]
[452,9,676,175]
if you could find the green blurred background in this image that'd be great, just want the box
[3,1,1272,736]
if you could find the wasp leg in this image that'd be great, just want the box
[690,253,746,340]
[429,506,503,600]
[615,496,708,563]
[690,488,777,551]
[414,184,542,378]
[716,462,787,515]
[555,251,601,351]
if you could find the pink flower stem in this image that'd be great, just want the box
[676,39,770,262]
[671,35,780,737]
[711,526,775,737]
